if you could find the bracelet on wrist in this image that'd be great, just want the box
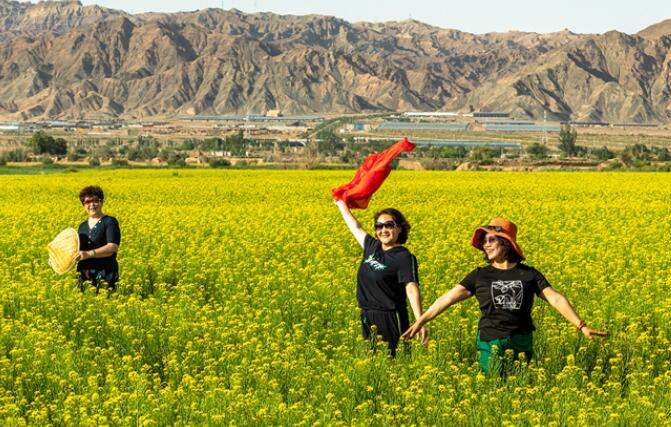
[577,320,586,331]
[91,249,96,258]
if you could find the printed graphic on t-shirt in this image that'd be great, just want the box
[364,254,387,271]
[491,280,523,310]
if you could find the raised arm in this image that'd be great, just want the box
[402,284,472,340]
[405,282,429,345]
[334,199,367,248]
[539,287,607,340]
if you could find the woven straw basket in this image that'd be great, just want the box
[47,227,80,275]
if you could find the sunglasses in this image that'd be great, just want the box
[83,198,102,205]
[374,221,397,230]
[482,225,502,232]
[482,235,499,245]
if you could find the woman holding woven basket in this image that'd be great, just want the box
[402,218,606,374]
[76,185,121,293]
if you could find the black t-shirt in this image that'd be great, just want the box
[77,215,121,273]
[460,264,551,341]
[356,234,419,311]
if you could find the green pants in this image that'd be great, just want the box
[476,331,533,375]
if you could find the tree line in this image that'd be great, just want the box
[1,126,671,170]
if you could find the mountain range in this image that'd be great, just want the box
[1,0,671,123]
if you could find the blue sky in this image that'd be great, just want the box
[57,0,671,34]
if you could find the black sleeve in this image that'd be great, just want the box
[533,268,551,294]
[105,217,121,245]
[459,268,479,294]
[397,253,419,285]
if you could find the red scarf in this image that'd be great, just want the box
[331,137,416,209]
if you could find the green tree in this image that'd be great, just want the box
[469,146,497,161]
[624,143,651,161]
[315,129,344,155]
[178,139,196,150]
[1,148,28,162]
[29,131,67,155]
[558,124,578,156]
[526,143,548,159]
[656,147,671,161]
[590,146,615,161]
[442,146,468,159]
[208,157,231,168]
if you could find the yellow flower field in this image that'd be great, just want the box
[1,170,670,425]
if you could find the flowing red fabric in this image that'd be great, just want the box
[331,137,416,209]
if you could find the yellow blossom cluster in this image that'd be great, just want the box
[0,170,669,425]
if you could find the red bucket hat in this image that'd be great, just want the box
[471,218,525,260]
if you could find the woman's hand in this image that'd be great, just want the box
[581,325,607,340]
[401,325,429,345]
[402,322,425,341]
[539,287,608,341]
[76,250,92,261]
[417,326,429,345]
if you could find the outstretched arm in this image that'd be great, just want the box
[334,199,367,248]
[539,287,607,340]
[402,284,472,340]
[405,282,429,345]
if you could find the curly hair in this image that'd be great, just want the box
[79,186,104,204]
[374,208,411,244]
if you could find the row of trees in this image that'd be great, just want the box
[525,125,671,162]
[2,127,671,168]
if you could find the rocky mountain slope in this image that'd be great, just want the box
[0,0,670,122]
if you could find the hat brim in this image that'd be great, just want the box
[471,227,525,260]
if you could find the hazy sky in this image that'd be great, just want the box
[67,0,671,34]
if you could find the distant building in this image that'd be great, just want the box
[484,123,561,132]
[612,123,659,128]
[473,112,510,118]
[379,121,469,131]
[342,122,371,132]
[402,112,459,118]
[0,124,20,132]
[266,110,281,117]
[568,121,609,127]
[481,120,535,126]
[46,121,78,129]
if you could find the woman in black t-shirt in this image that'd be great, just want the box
[335,199,428,356]
[403,218,605,373]
[76,185,121,294]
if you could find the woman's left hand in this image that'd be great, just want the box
[402,322,423,341]
[581,326,607,340]
[77,250,91,261]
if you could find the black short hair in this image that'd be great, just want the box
[79,186,104,204]
[374,208,411,244]
[482,235,523,263]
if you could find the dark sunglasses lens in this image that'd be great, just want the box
[375,221,396,230]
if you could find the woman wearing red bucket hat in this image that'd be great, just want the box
[402,218,606,374]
